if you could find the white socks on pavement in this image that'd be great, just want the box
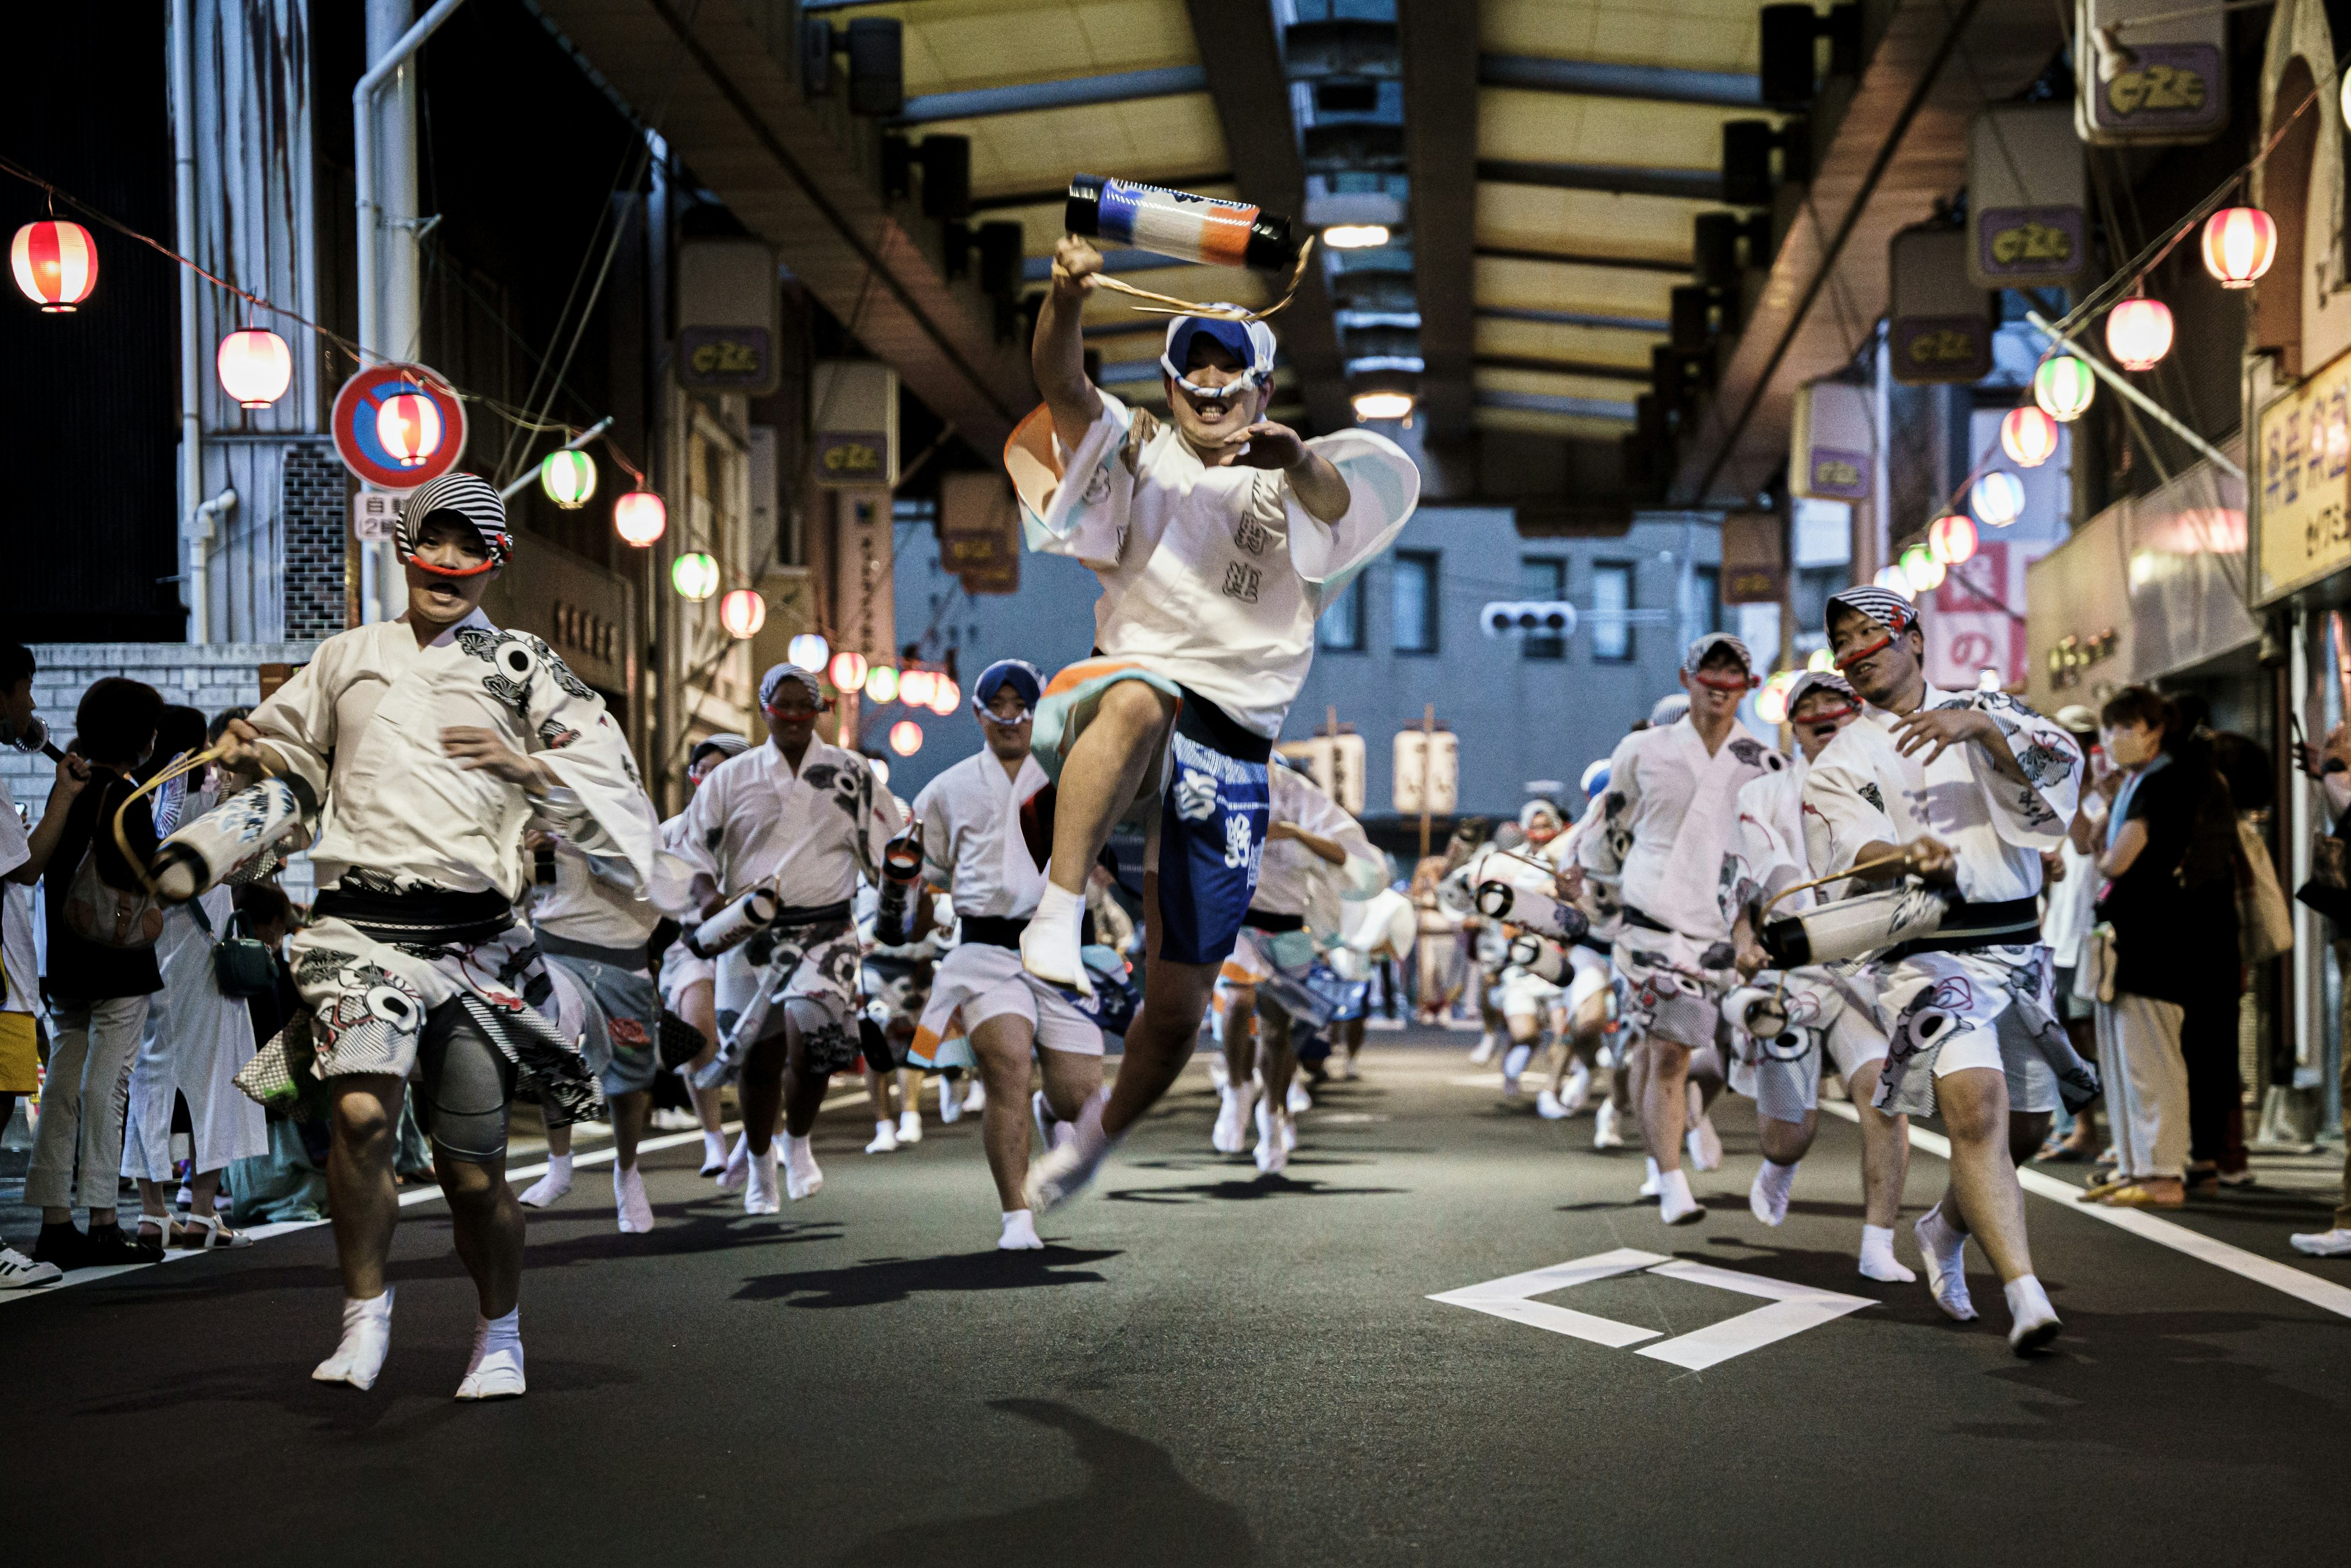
[614,1164,654,1234]
[1254,1109,1292,1174]
[1640,1156,1662,1198]
[1593,1100,1624,1149]
[898,1109,923,1145]
[1536,1088,1569,1120]
[1561,1062,1592,1114]
[455,1308,525,1400]
[866,1119,899,1154]
[2004,1274,2061,1354]
[1024,1086,1114,1214]
[716,1133,749,1193]
[1020,880,1092,995]
[1859,1224,1916,1283]
[746,1142,782,1215]
[312,1288,395,1390]
[784,1134,824,1201]
[1213,1083,1256,1155]
[1500,1043,1532,1095]
[999,1209,1043,1251]
[700,1129,728,1176]
[1469,1030,1498,1065]
[1914,1202,1977,1321]
[1685,1083,1723,1171]
[518,1153,573,1208]
[963,1079,986,1112]
[1657,1167,1705,1225]
[1748,1160,1798,1226]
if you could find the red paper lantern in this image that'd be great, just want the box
[375,391,443,467]
[216,328,292,407]
[613,490,666,547]
[2000,405,2060,468]
[1928,512,1978,566]
[829,650,869,692]
[2201,206,2276,289]
[719,588,766,639]
[2104,298,2174,372]
[888,719,924,756]
[10,220,97,311]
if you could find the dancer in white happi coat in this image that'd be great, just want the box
[1212,755,1381,1171]
[121,733,266,1251]
[1002,233,1420,1214]
[1570,634,1779,1223]
[520,783,690,1233]
[1551,761,1632,1147]
[662,733,749,1179]
[203,473,658,1399]
[675,663,901,1212]
[1721,672,1913,1280]
[1806,587,2093,1354]
[903,660,1108,1249]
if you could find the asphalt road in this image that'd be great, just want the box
[6,1032,2350,1566]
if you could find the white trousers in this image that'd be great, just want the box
[25,994,151,1211]
[2095,992,2189,1182]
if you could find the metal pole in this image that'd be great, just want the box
[2024,309,2244,479]
[358,0,468,623]
[1418,703,1434,860]
[170,0,206,643]
[498,417,615,501]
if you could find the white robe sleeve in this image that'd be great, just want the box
[912,777,955,893]
[1963,693,2083,851]
[245,643,340,808]
[1026,394,1139,570]
[855,762,907,884]
[1721,777,1788,926]
[1577,734,1642,882]
[520,640,658,891]
[1800,756,1899,883]
[1282,429,1422,594]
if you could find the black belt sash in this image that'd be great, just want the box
[960,914,1030,950]
[1893,895,2041,958]
[316,885,515,945]
[774,899,854,928]
[1242,910,1307,934]
[536,930,651,970]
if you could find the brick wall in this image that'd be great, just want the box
[282,443,350,643]
[1,642,320,812]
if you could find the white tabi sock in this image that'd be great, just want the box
[1021,880,1091,993]
[1859,1223,1916,1282]
[312,1288,395,1390]
[2003,1274,2061,1354]
[999,1209,1044,1250]
[518,1152,572,1208]
[1748,1159,1798,1226]
[700,1129,728,1170]
[456,1307,525,1400]
[1657,1166,1704,1225]
[1914,1202,1978,1321]
[1640,1155,1662,1198]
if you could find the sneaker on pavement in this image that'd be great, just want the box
[2289,1227,2351,1257]
[0,1245,62,1288]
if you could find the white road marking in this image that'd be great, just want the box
[1820,1101,2351,1321]
[1430,1248,1877,1367]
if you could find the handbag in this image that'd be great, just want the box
[2295,811,2351,926]
[2237,818,2295,963]
[2073,923,2118,1005]
[190,898,279,1000]
[62,770,162,949]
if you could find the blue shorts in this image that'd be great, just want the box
[1153,694,1270,967]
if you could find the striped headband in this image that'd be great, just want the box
[1826,586,1918,637]
[1785,670,1857,713]
[397,472,512,574]
[1681,631,1754,676]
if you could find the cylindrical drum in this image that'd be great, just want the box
[1761,885,1950,969]
[1722,985,1791,1040]
[151,778,310,902]
[1474,880,1590,943]
[1065,174,1300,272]
[1506,931,1569,986]
[688,887,779,959]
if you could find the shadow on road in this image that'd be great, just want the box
[1105,1173,1408,1205]
[737,1246,1122,1308]
[835,1398,1256,1566]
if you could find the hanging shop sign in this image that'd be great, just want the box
[2075,0,2227,146]
[331,362,467,490]
[1967,105,2087,291]
[940,470,1023,595]
[1789,380,1872,501]
[1720,511,1787,603]
[813,361,900,489]
[677,239,781,396]
[2253,344,2351,602]
[1888,225,1995,384]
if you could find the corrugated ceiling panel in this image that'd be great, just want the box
[1475,365,1644,405]
[947,93,1227,203]
[1476,183,1712,266]
[876,0,1199,96]
[1480,0,1764,76]
[1474,315,1658,366]
[1475,253,1678,318]
[1478,88,1743,170]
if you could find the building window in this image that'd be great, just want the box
[1795,565,1847,634]
[1393,551,1439,655]
[1684,566,1722,645]
[1318,575,1366,652]
[1521,557,1566,659]
[1591,561,1633,662]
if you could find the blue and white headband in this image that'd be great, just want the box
[1161,310,1277,399]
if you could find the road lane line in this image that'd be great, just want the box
[1820,1100,2351,1321]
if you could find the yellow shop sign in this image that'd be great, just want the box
[2257,349,2351,600]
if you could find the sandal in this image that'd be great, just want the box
[2099,1182,2185,1209]
[2077,1176,2134,1202]
[135,1213,183,1253]
[178,1213,252,1250]
[2035,1138,2089,1164]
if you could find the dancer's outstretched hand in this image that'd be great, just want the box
[1226,420,1305,469]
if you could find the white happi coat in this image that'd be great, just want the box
[1581,716,1783,940]
[246,612,655,1089]
[1251,765,1383,930]
[1021,392,1420,738]
[913,749,1052,924]
[1801,685,2087,1116]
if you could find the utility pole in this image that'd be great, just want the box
[1418,702,1435,860]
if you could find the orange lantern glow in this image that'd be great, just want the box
[375,391,443,467]
[613,490,666,547]
[2000,405,2060,468]
[928,677,959,716]
[1928,512,1978,566]
[2104,297,2174,372]
[216,328,293,407]
[888,719,924,757]
[899,669,937,708]
[2201,206,2276,288]
[10,220,97,311]
[719,588,766,639]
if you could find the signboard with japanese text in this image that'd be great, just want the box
[1966,106,2086,290]
[2254,346,2351,603]
[2075,0,2227,145]
[1923,541,2052,690]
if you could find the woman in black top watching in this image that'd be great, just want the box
[2083,686,2240,1210]
[24,678,165,1270]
